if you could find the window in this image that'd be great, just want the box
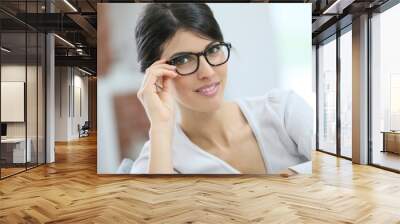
[339,28,352,158]
[318,36,337,154]
[371,2,400,171]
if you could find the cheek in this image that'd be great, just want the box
[215,66,228,87]
[171,78,193,98]
[170,65,228,101]
[221,64,228,78]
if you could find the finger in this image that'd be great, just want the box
[159,77,173,101]
[153,63,177,71]
[143,69,178,93]
[142,66,176,90]
[149,71,177,93]
[156,66,176,87]
[152,58,169,66]
[146,69,178,85]
[162,75,173,92]
[138,73,150,98]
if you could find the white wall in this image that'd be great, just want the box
[1,65,26,129]
[55,67,89,141]
[210,4,313,104]
[75,73,89,124]
[1,63,46,164]
[55,66,68,141]
[1,65,38,138]
[1,82,25,122]
[71,73,89,138]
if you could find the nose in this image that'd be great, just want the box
[196,55,216,80]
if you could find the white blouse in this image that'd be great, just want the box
[117,89,314,174]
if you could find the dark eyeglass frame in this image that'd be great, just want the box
[166,41,232,76]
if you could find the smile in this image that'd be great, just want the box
[195,82,220,97]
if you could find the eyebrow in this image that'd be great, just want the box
[168,41,219,60]
[169,51,193,60]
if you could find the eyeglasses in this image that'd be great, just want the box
[166,41,232,76]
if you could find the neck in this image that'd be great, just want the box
[179,101,244,147]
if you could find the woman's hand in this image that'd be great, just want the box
[137,59,178,174]
[137,59,178,127]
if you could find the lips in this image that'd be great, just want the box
[195,82,220,97]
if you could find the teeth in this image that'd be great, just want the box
[197,83,218,96]
[202,85,214,92]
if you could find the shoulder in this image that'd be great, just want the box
[238,89,314,164]
[238,88,305,119]
[237,88,313,141]
[239,89,295,106]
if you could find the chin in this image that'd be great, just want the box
[193,92,225,113]
[198,101,223,113]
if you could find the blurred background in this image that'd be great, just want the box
[97,3,313,173]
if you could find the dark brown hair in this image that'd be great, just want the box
[135,3,224,73]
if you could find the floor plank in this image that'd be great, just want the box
[373,151,400,171]
[1,134,400,223]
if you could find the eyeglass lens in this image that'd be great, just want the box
[172,43,230,76]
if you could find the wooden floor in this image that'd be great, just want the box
[373,151,400,171]
[1,135,400,223]
[1,163,44,178]
[0,167,26,178]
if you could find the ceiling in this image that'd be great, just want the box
[0,0,98,74]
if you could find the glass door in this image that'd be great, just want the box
[0,0,47,179]
[370,2,400,172]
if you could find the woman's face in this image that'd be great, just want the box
[160,30,228,113]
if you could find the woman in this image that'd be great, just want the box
[117,3,313,175]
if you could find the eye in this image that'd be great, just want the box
[207,45,221,55]
[171,55,193,65]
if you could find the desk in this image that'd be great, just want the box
[1,138,32,163]
[381,131,400,154]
